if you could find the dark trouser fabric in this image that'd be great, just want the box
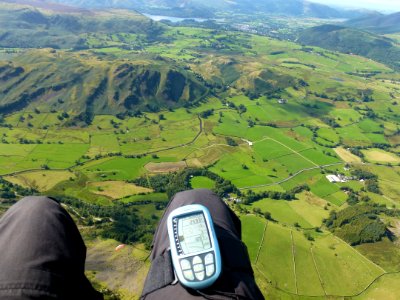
[141,189,265,300]
[0,196,103,300]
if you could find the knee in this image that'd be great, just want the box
[172,189,221,205]
[1,196,64,232]
[14,196,60,213]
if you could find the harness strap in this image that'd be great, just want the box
[217,229,253,275]
[141,250,175,298]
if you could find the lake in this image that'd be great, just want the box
[143,14,208,23]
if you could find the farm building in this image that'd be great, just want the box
[278,99,288,104]
[326,174,348,183]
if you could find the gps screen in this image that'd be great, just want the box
[177,212,212,255]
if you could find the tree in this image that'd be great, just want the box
[238,104,247,114]
[263,211,273,221]
[226,137,238,147]
[253,207,262,215]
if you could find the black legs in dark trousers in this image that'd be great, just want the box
[0,190,264,299]
[0,196,102,299]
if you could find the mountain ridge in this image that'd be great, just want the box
[0,1,165,49]
[17,0,369,19]
[346,11,400,34]
[0,50,209,123]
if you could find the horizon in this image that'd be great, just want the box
[310,0,400,13]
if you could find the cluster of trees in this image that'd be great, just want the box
[78,78,108,125]
[349,147,365,159]
[340,184,373,206]
[320,117,340,128]
[225,137,238,147]
[311,91,369,102]
[242,184,310,204]
[0,88,46,115]
[344,189,370,206]
[0,177,37,200]
[199,109,214,119]
[0,66,24,81]
[351,169,381,194]
[57,196,162,249]
[133,168,240,199]
[74,152,155,167]
[348,144,396,166]
[252,207,274,221]
[323,203,396,245]
[114,110,143,120]
[346,71,381,79]
[308,125,340,148]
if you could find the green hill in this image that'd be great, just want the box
[298,24,400,70]
[0,50,208,123]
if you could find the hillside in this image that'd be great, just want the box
[0,50,209,122]
[298,25,400,70]
[346,12,400,34]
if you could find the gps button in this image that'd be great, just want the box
[204,253,214,265]
[180,259,191,270]
[193,256,202,265]
[193,263,204,272]
[206,264,215,277]
[195,271,205,281]
[183,270,195,281]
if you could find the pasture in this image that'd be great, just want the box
[240,215,267,262]
[362,149,400,164]
[119,193,168,204]
[353,273,400,300]
[80,156,177,181]
[250,198,314,228]
[334,147,362,163]
[5,170,75,192]
[355,238,400,273]
[87,181,153,199]
[245,219,385,297]
[145,161,187,173]
[190,176,215,189]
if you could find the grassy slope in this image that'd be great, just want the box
[298,25,400,70]
[0,50,209,116]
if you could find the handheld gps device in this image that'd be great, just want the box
[167,204,222,290]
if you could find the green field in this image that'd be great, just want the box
[5,170,75,192]
[241,215,267,261]
[242,219,386,298]
[362,148,400,164]
[352,273,400,300]
[190,176,216,189]
[251,198,314,228]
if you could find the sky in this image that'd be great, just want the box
[310,0,400,12]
